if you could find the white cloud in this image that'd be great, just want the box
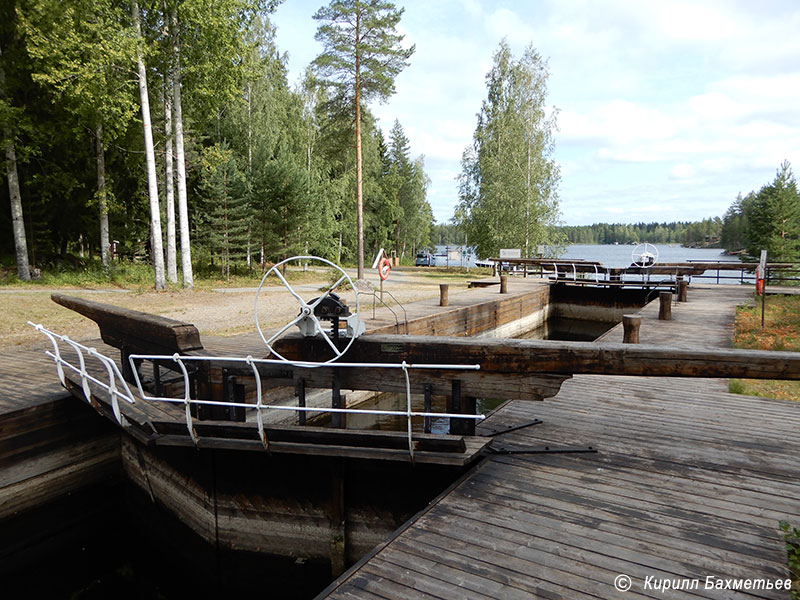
[273,0,800,225]
[671,164,695,179]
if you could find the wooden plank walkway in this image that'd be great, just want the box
[321,284,800,599]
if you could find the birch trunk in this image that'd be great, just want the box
[95,122,110,270]
[0,44,30,281]
[131,0,166,290]
[172,7,193,289]
[164,87,177,283]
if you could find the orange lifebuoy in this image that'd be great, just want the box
[378,257,391,281]
[755,278,764,296]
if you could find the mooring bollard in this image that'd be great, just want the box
[622,314,641,344]
[678,279,689,302]
[439,283,449,307]
[500,274,508,294]
[659,291,673,320]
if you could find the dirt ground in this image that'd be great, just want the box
[0,272,452,350]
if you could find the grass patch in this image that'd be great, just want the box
[0,259,331,291]
[416,266,493,281]
[730,294,800,401]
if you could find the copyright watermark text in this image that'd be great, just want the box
[613,574,792,593]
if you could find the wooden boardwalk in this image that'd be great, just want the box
[320,284,800,599]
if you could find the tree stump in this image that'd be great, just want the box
[678,279,689,302]
[439,284,449,307]
[659,291,673,320]
[622,314,641,344]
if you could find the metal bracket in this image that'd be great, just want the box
[488,442,597,455]
[482,418,543,437]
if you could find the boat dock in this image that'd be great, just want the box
[319,285,800,599]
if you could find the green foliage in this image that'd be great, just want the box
[431,222,465,246]
[456,41,562,260]
[721,194,749,252]
[558,220,723,246]
[721,161,800,260]
[1,0,433,284]
[742,162,800,261]
[779,521,800,599]
[197,144,248,281]
[312,0,414,106]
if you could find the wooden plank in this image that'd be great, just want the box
[275,332,800,380]
[51,293,203,354]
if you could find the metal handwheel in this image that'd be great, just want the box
[631,243,659,268]
[254,256,365,364]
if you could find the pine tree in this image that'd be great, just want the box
[312,0,414,277]
[744,161,800,261]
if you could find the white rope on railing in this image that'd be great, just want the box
[29,323,484,459]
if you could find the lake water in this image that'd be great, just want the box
[432,243,740,271]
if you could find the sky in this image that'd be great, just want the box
[271,0,800,226]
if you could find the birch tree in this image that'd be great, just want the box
[457,41,562,260]
[170,5,192,288]
[163,85,177,283]
[132,0,166,290]
[0,43,31,281]
[312,0,413,278]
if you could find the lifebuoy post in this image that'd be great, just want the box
[371,248,391,302]
[758,250,767,328]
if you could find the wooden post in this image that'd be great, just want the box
[423,383,432,434]
[658,292,672,320]
[439,284,449,307]
[329,458,346,577]
[448,379,461,435]
[678,279,689,302]
[500,275,508,294]
[331,372,345,429]
[622,315,641,344]
[462,396,477,436]
[296,378,306,426]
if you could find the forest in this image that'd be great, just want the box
[3,0,798,288]
[719,161,800,261]
[558,219,723,247]
[1,0,432,286]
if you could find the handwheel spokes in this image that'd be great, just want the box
[255,256,361,364]
[309,313,344,357]
[265,313,305,347]
[309,274,349,311]
[273,268,308,308]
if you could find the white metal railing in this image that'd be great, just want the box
[29,322,136,427]
[29,323,484,460]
